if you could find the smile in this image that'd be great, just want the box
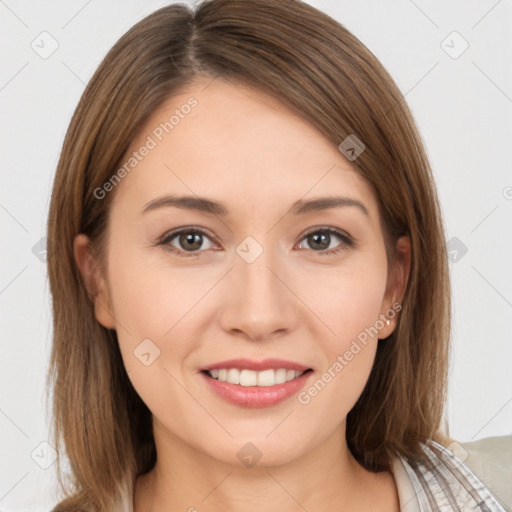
[200,368,313,408]
[204,368,310,387]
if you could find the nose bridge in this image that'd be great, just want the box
[236,234,282,304]
[219,235,296,338]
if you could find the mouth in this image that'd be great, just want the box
[201,367,313,387]
[199,359,314,408]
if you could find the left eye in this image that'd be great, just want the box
[297,228,353,254]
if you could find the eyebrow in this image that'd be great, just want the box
[142,194,370,218]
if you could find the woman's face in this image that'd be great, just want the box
[77,77,406,468]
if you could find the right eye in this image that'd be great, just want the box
[158,228,216,257]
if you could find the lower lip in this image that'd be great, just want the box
[200,371,312,408]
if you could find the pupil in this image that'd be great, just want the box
[181,232,202,251]
[310,232,329,250]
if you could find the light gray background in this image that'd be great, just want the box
[1,0,511,510]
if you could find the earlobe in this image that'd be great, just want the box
[73,234,116,330]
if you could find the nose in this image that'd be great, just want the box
[218,241,299,341]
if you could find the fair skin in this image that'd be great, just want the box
[74,77,410,511]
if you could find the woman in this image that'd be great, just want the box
[46,0,510,510]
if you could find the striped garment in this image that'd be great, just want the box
[392,439,509,511]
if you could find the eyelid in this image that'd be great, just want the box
[300,225,353,241]
[159,225,215,241]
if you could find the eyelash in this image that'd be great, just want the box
[157,226,355,258]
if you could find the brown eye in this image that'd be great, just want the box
[159,228,215,256]
[176,232,204,251]
[306,232,332,251]
[298,228,354,255]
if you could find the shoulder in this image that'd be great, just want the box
[393,436,511,511]
[459,435,512,511]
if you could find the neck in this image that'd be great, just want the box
[134,419,398,512]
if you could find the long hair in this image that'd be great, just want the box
[46,0,452,509]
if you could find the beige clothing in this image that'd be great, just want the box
[391,435,512,511]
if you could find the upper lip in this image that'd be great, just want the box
[201,358,312,372]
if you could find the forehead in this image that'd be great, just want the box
[111,78,380,222]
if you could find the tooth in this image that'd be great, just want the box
[207,368,306,386]
[274,368,287,384]
[239,369,258,386]
[257,369,275,386]
[227,368,240,385]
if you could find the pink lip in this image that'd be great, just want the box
[200,370,313,408]
[201,358,311,372]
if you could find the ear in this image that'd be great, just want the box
[73,233,116,330]
[377,235,411,339]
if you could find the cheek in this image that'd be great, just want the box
[105,241,217,408]
[297,261,387,402]
[293,268,386,425]
[105,248,200,425]
[303,262,387,345]
[106,239,207,343]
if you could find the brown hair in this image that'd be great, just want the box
[46,0,453,509]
